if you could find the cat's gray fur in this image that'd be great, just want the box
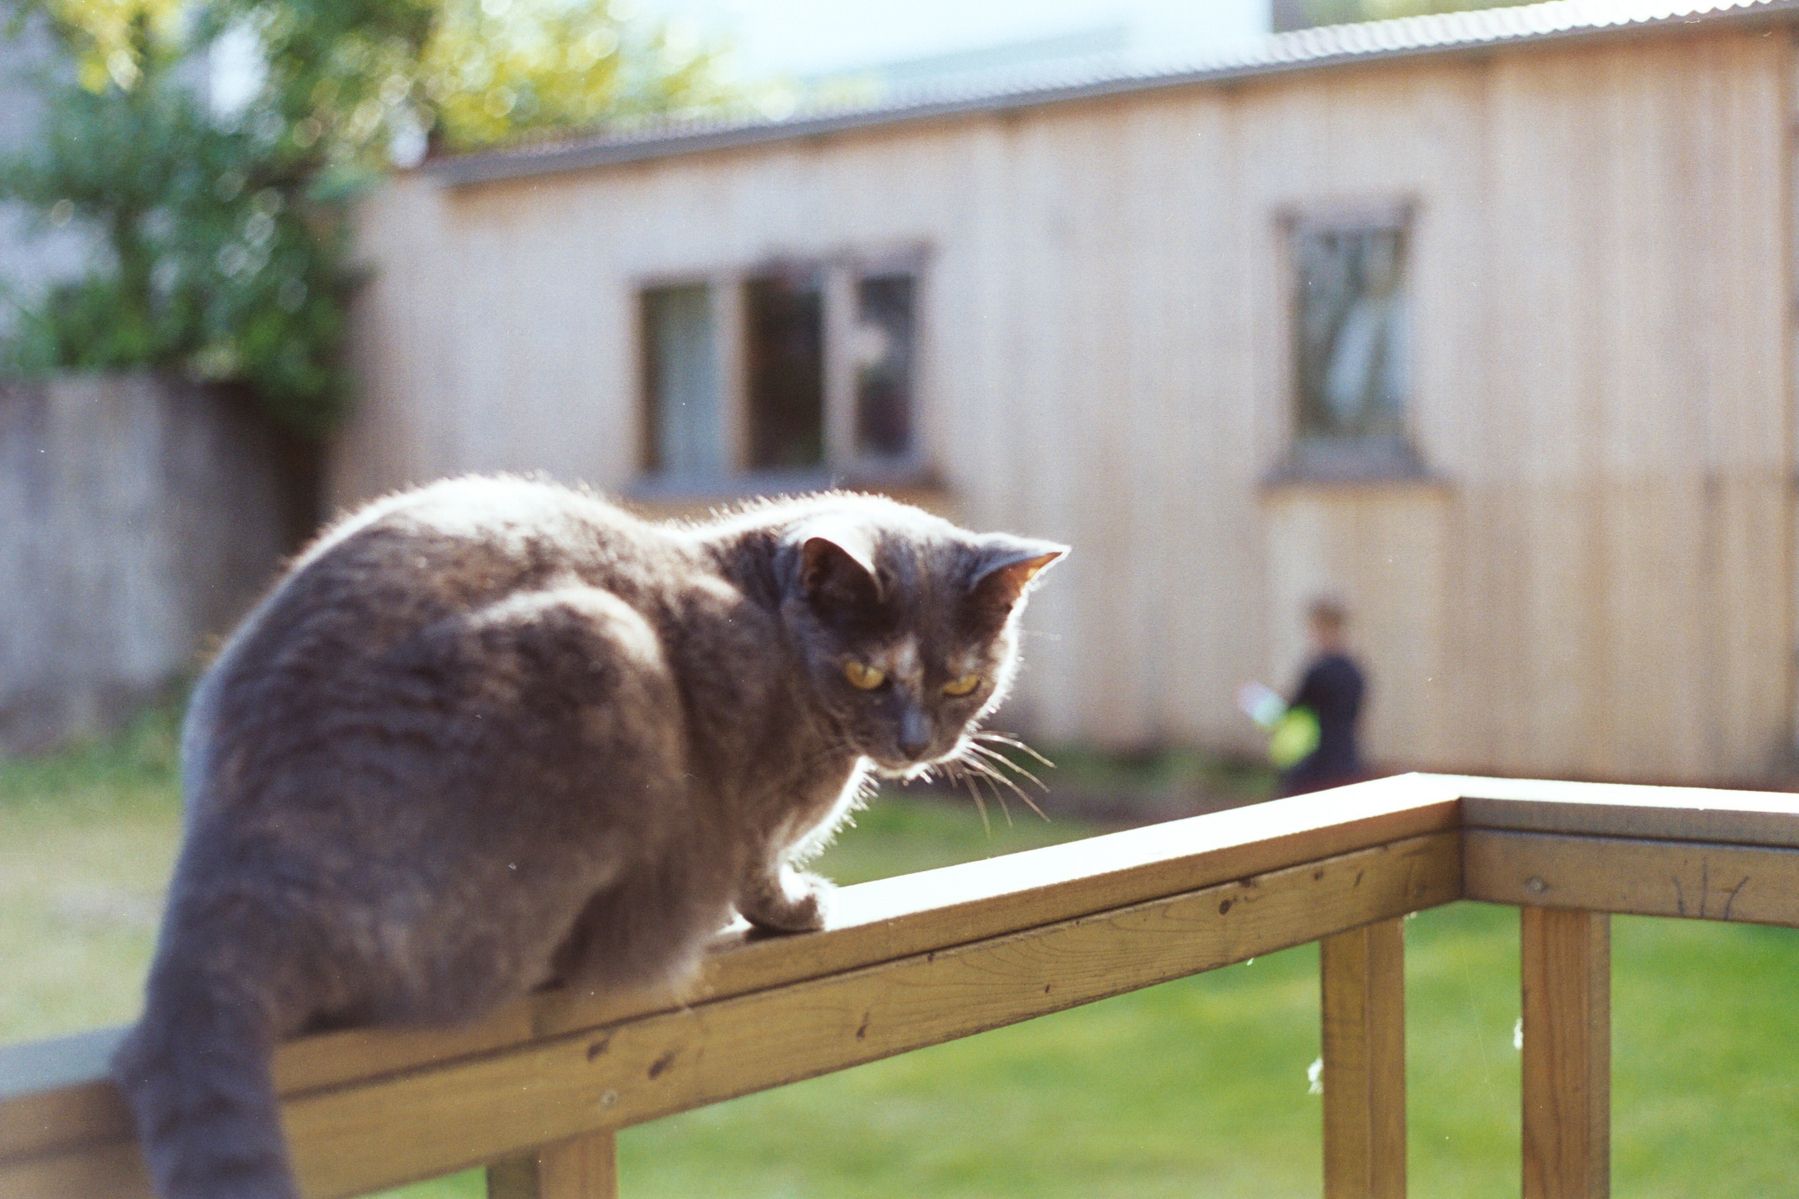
[113,475,1066,1199]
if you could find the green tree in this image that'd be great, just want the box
[1,0,728,434]
[1276,0,1535,30]
[1,7,367,433]
[418,0,730,152]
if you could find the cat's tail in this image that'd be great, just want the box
[112,951,299,1199]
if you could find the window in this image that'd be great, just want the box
[1289,211,1414,471]
[637,254,923,487]
[744,268,826,470]
[640,284,725,477]
[852,272,917,461]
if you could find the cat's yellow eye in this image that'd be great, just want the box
[843,660,887,690]
[942,673,982,698]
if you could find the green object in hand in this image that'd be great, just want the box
[1269,707,1320,769]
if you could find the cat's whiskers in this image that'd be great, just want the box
[944,753,1010,824]
[964,740,1049,794]
[943,761,994,837]
[944,756,1009,827]
[966,772,996,837]
[967,763,1012,827]
[956,747,1049,823]
[972,729,1056,771]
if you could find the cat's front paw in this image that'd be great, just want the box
[739,869,834,934]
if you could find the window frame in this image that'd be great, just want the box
[834,245,930,478]
[632,245,932,496]
[635,278,730,482]
[1271,200,1430,486]
[743,259,830,475]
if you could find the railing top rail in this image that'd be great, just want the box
[0,772,1463,1112]
[9,772,1799,1109]
[1449,774,1799,848]
[2,772,1796,1196]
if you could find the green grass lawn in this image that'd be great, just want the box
[3,706,1797,1195]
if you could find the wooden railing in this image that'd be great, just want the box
[2,773,1796,1198]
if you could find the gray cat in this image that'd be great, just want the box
[112,475,1066,1199]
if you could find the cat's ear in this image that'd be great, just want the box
[795,521,883,611]
[967,536,1068,622]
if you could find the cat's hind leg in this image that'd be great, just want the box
[440,586,736,999]
[547,857,734,1000]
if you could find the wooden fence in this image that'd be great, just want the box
[2,773,1795,1197]
[0,372,313,753]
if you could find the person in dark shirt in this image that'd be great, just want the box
[1278,598,1368,797]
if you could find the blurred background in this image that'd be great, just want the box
[4,0,1799,1195]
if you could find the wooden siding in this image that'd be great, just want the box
[337,30,1794,783]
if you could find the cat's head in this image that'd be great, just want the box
[777,499,1067,777]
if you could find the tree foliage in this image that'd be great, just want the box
[0,0,728,434]
[1,13,359,432]
[420,0,729,152]
[1285,0,1535,26]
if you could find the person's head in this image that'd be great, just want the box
[1307,596,1350,652]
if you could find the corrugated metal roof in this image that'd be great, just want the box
[430,0,1799,186]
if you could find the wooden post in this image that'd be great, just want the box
[1320,918,1407,1199]
[1521,908,1609,1199]
[487,1131,619,1199]
[821,261,858,468]
[713,277,748,472]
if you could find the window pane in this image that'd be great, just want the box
[641,285,724,476]
[853,273,917,460]
[1293,225,1409,440]
[745,270,825,470]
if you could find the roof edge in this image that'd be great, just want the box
[427,0,1799,189]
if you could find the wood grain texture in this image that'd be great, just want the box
[487,1132,618,1199]
[1464,830,1799,928]
[0,775,1462,1165]
[1320,918,1406,1199]
[18,776,1799,1195]
[332,27,1795,784]
[0,831,1460,1198]
[0,375,297,755]
[1520,908,1610,1199]
[1459,777,1799,849]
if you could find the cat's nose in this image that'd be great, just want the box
[898,710,934,759]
